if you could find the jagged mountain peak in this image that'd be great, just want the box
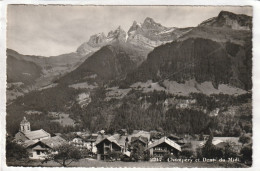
[142,17,165,30]
[133,20,142,27]
[87,32,107,47]
[218,10,247,18]
[144,17,155,23]
[90,32,106,38]
[128,17,165,32]
[107,26,126,39]
[128,21,142,34]
[77,27,127,56]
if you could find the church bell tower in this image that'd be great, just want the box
[20,117,31,133]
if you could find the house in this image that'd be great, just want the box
[85,134,99,153]
[131,136,148,148]
[65,133,91,151]
[95,133,131,160]
[23,136,66,160]
[147,137,182,161]
[96,136,123,160]
[69,134,98,153]
[14,117,51,143]
[111,134,129,150]
[23,140,51,160]
[70,136,86,150]
[199,137,242,152]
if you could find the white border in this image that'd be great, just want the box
[0,0,260,171]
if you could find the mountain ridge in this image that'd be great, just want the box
[6,10,253,138]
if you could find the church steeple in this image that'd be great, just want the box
[20,117,31,133]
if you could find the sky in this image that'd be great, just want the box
[7,5,252,57]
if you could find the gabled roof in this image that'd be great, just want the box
[41,136,67,148]
[24,136,66,149]
[96,135,122,148]
[24,140,51,149]
[95,134,109,144]
[147,137,181,152]
[111,134,128,147]
[107,136,122,147]
[131,136,148,145]
[33,145,48,150]
[23,129,50,140]
[23,140,37,148]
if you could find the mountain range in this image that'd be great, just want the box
[6,11,252,137]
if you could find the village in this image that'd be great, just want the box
[7,116,251,167]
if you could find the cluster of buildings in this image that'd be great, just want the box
[14,117,242,161]
[14,117,66,159]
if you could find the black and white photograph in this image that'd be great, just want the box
[1,2,258,169]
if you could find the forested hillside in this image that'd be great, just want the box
[6,11,252,139]
[6,83,252,137]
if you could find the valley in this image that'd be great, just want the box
[6,10,252,139]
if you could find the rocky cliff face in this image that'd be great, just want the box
[127,17,192,49]
[77,17,191,57]
[76,27,127,56]
[199,11,252,30]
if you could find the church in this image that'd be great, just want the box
[14,117,51,143]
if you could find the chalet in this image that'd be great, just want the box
[23,140,50,160]
[147,137,181,161]
[70,136,86,150]
[23,136,66,160]
[96,136,122,160]
[85,134,99,153]
[131,136,148,148]
[14,117,50,143]
[68,133,98,153]
[63,133,89,151]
